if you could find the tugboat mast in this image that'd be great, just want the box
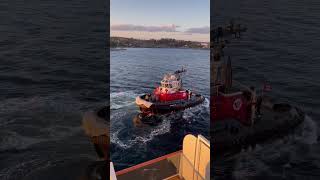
[211,21,244,96]
[211,21,259,124]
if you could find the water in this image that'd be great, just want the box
[0,0,107,179]
[110,48,210,171]
[213,0,320,179]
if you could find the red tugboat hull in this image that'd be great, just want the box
[136,94,205,114]
[211,92,251,125]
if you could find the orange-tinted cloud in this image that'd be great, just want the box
[111,24,179,32]
[110,24,209,42]
[185,26,209,34]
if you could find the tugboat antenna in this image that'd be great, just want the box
[174,66,187,75]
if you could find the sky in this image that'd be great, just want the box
[110,0,210,42]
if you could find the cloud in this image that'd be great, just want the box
[185,26,210,34]
[111,24,179,32]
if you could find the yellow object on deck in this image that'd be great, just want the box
[180,134,210,180]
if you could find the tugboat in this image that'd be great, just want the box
[211,24,305,154]
[135,68,205,115]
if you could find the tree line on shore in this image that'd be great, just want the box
[111,37,208,49]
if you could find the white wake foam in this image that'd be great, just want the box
[0,125,83,152]
[111,118,171,149]
[294,115,318,145]
[231,114,318,179]
[110,91,139,110]
[0,131,44,151]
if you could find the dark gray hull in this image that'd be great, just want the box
[212,100,305,155]
[82,106,109,160]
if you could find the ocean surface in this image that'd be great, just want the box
[110,48,210,171]
[0,0,107,179]
[213,0,320,179]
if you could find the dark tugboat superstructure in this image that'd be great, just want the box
[136,68,205,115]
[211,24,305,155]
[81,106,109,179]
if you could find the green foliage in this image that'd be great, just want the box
[110,37,208,49]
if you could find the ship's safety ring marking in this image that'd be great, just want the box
[233,98,242,111]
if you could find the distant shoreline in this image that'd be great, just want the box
[111,37,209,49]
[111,47,209,50]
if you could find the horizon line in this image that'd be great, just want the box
[110,36,210,43]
